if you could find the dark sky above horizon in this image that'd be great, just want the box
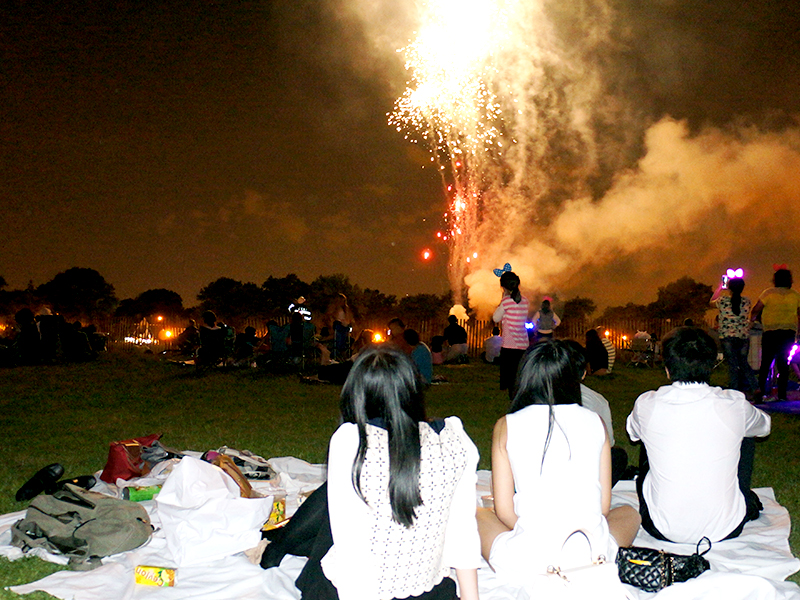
[3,0,800,310]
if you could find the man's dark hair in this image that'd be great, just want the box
[662,327,717,384]
[388,318,405,329]
[448,315,458,324]
[774,268,793,289]
[492,326,500,336]
[403,328,420,347]
[562,339,588,375]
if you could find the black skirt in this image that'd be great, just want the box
[261,483,460,600]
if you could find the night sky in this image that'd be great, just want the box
[3,0,800,311]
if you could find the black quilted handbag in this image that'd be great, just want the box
[616,537,711,592]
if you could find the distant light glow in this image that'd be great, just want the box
[525,322,534,330]
[422,249,432,260]
[604,330,610,337]
[372,332,385,343]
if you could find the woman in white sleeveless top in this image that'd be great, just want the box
[477,340,640,591]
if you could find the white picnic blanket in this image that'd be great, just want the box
[2,458,799,600]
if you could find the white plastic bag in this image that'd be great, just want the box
[155,456,273,566]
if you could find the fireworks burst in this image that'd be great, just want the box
[389,0,517,302]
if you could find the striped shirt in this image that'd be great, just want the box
[493,296,530,350]
[601,337,616,372]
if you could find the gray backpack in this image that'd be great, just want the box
[11,484,153,570]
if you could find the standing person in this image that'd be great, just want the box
[261,347,480,600]
[711,275,756,392]
[627,327,771,543]
[750,267,800,401]
[493,271,530,400]
[531,298,560,342]
[477,340,640,593]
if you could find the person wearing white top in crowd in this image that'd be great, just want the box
[261,346,480,600]
[482,326,503,364]
[627,326,771,544]
[477,340,640,593]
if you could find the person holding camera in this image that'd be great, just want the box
[710,272,756,392]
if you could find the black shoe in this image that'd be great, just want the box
[55,475,97,493]
[16,463,65,502]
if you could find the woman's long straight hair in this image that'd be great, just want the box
[509,340,583,470]
[340,346,427,527]
[728,277,745,316]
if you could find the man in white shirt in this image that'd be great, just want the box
[627,327,771,543]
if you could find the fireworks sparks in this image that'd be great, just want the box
[389,0,519,302]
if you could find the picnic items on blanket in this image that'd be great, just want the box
[616,537,712,592]
[15,463,65,501]
[123,485,163,502]
[135,565,177,587]
[15,464,99,503]
[542,529,628,600]
[262,495,288,531]
[212,455,258,498]
[203,446,278,481]
[100,433,163,483]
[155,456,273,566]
[10,483,153,570]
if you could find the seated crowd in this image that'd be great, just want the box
[258,324,772,599]
[0,308,104,366]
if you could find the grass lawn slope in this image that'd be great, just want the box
[1,349,798,597]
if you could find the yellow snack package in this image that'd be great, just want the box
[261,496,287,531]
[135,565,176,587]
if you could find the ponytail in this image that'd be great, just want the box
[500,271,522,303]
[728,278,745,316]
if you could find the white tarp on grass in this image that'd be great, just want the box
[2,458,799,600]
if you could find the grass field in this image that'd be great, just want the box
[1,349,799,597]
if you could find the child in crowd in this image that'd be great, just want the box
[627,326,771,543]
[261,347,480,600]
[493,271,530,400]
[531,298,560,342]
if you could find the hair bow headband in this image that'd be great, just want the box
[493,263,512,277]
[774,263,788,271]
[726,268,744,279]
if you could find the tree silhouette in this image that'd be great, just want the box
[563,296,597,322]
[197,278,263,323]
[261,274,311,318]
[39,267,117,320]
[648,276,713,322]
[116,289,184,319]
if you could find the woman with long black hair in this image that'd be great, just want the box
[262,346,480,600]
[711,275,755,392]
[476,340,640,592]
